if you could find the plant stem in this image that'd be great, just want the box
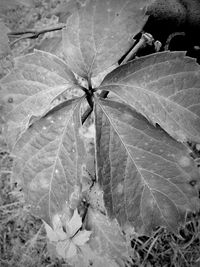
[9,24,66,46]
[81,106,93,124]
[81,33,154,124]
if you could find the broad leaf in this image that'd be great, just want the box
[74,244,120,267]
[99,51,200,143]
[12,97,86,226]
[62,0,151,79]
[87,209,130,265]
[0,21,10,58]
[95,98,200,235]
[0,50,81,148]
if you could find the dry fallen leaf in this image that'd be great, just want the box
[44,209,92,259]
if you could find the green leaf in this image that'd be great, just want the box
[12,97,86,226]
[74,244,120,267]
[87,208,130,265]
[95,98,200,235]
[99,51,200,143]
[62,0,151,79]
[0,50,82,148]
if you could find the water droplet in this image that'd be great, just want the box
[50,119,54,123]
[72,148,75,153]
[43,126,47,130]
[55,169,59,174]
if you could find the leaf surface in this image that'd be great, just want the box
[0,21,10,58]
[95,98,200,234]
[0,50,81,148]
[74,244,120,267]
[12,97,86,226]
[62,0,150,79]
[88,209,130,264]
[99,51,200,143]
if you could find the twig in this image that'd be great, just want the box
[9,24,66,46]
[121,32,154,64]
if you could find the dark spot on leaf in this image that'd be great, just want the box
[8,97,13,103]
[116,13,119,16]
[189,180,197,187]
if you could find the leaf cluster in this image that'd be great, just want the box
[0,0,200,265]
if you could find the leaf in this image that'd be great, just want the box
[44,208,92,260]
[35,35,63,56]
[62,0,151,79]
[95,98,200,235]
[43,219,64,243]
[67,208,82,236]
[0,21,10,58]
[74,244,120,267]
[87,209,130,265]
[12,97,86,226]
[98,51,200,143]
[0,50,81,148]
